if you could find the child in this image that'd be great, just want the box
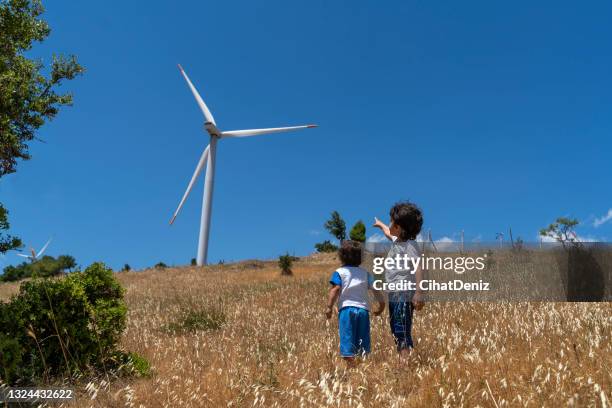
[373,201,424,355]
[325,240,385,365]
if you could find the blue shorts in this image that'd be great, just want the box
[338,306,371,357]
[388,300,414,351]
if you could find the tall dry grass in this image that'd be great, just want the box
[1,254,610,407]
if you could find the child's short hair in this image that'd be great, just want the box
[390,201,423,241]
[338,240,362,266]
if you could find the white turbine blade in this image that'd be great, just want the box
[221,124,317,138]
[170,145,210,225]
[177,64,216,125]
[37,238,52,258]
[16,254,30,258]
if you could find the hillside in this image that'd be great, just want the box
[1,254,610,407]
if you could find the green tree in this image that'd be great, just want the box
[0,0,84,253]
[349,220,366,243]
[0,263,30,281]
[0,204,21,253]
[122,264,131,272]
[278,253,293,276]
[314,240,338,253]
[324,211,346,242]
[1,254,76,282]
[57,254,76,271]
[540,217,580,248]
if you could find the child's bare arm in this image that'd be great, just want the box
[325,285,341,319]
[412,266,425,311]
[373,217,395,241]
[370,288,386,316]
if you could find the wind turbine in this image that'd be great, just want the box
[495,232,504,249]
[169,65,317,266]
[17,237,52,262]
[428,229,438,253]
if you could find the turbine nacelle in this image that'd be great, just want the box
[204,122,221,137]
[16,237,52,262]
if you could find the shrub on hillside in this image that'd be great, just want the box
[1,254,76,282]
[165,307,226,334]
[314,240,338,253]
[0,262,129,385]
[278,253,294,276]
[124,352,151,377]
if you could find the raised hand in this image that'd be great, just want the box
[373,217,386,230]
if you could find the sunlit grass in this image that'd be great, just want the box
[1,254,610,407]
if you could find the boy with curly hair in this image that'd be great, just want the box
[325,240,385,365]
[373,201,424,355]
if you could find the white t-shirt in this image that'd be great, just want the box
[329,266,374,311]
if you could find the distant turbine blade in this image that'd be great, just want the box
[170,145,210,225]
[177,64,216,125]
[16,254,30,258]
[221,124,317,138]
[37,238,52,258]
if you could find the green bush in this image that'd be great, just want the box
[0,336,22,383]
[278,253,294,276]
[0,264,29,282]
[1,254,77,282]
[125,352,151,377]
[71,263,126,352]
[165,307,226,334]
[314,240,338,253]
[0,262,128,385]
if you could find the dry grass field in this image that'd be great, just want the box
[1,254,611,407]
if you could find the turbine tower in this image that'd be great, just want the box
[170,65,317,266]
[495,232,504,249]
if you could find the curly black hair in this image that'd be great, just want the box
[390,201,423,241]
[338,240,362,267]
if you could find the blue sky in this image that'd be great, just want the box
[2,0,611,270]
